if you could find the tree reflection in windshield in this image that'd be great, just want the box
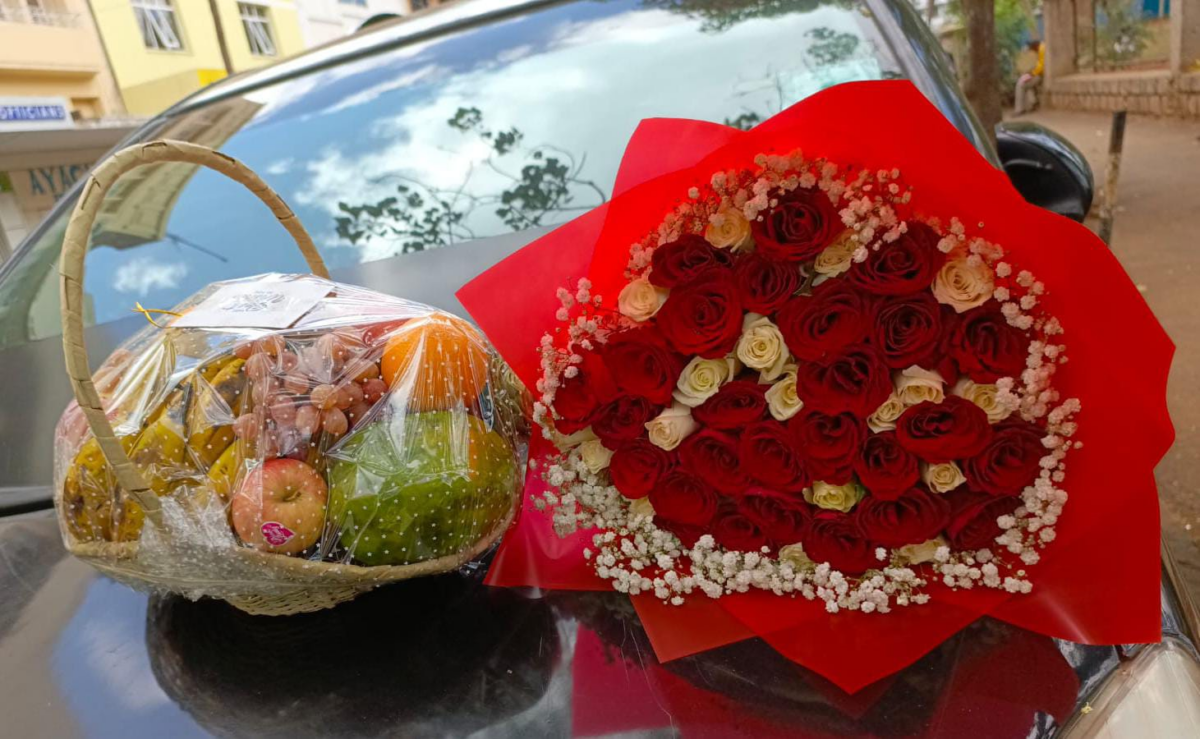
[335,108,607,253]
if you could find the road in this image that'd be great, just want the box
[1018,108,1200,601]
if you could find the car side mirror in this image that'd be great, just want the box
[996,121,1095,223]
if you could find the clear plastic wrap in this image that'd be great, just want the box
[54,272,529,611]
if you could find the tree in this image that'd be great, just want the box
[962,0,1001,144]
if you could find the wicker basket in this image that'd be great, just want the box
[55,140,518,616]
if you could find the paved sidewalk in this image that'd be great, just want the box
[1017,108,1200,599]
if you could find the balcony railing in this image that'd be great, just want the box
[0,2,81,28]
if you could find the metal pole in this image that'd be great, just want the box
[1098,110,1127,246]
[208,0,234,75]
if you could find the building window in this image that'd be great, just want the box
[338,0,367,5]
[133,0,184,51]
[239,3,276,57]
[410,0,428,11]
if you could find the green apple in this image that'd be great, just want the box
[328,410,516,566]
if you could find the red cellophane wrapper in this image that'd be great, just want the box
[457,81,1174,693]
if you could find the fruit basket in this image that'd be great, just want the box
[53,141,529,616]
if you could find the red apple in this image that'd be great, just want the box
[231,458,328,555]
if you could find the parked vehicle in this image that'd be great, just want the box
[0,0,1192,736]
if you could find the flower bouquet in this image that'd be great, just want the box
[457,82,1174,691]
[55,141,527,616]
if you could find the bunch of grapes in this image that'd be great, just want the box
[230,327,394,460]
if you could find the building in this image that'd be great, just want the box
[0,0,143,256]
[1043,0,1200,115]
[90,0,307,115]
[294,0,415,47]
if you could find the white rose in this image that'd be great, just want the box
[897,536,948,565]
[813,230,858,277]
[579,439,613,474]
[617,277,668,322]
[553,425,597,451]
[778,542,814,570]
[952,378,1013,424]
[765,365,804,421]
[705,209,753,251]
[932,257,995,313]
[867,393,906,433]
[646,403,698,451]
[803,480,864,513]
[922,461,966,493]
[736,313,789,381]
[673,355,738,407]
[628,496,655,521]
[895,366,945,407]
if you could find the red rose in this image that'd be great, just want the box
[854,431,920,500]
[775,280,872,362]
[657,518,705,548]
[855,487,951,547]
[804,511,881,574]
[602,326,683,405]
[649,471,719,527]
[945,489,1021,550]
[552,351,618,434]
[962,419,1046,496]
[649,234,732,288]
[872,292,945,369]
[591,395,658,447]
[678,429,748,496]
[739,420,811,491]
[948,305,1031,383]
[692,379,768,429]
[794,343,892,419]
[895,396,993,463]
[848,221,943,295]
[751,186,840,263]
[712,511,770,553]
[789,409,864,484]
[739,487,810,546]
[734,252,802,314]
[655,272,743,358]
[609,439,673,499]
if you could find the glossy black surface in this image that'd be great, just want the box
[0,510,1135,738]
[997,121,1096,222]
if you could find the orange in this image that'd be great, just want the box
[380,314,490,411]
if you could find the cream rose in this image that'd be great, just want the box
[803,480,864,513]
[579,439,613,474]
[646,403,698,451]
[628,496,656,521]
[895,366,945,407]
[778,542,815,570]
[932,257,995,313]
[813,230,858,277]
[867,393,906,433]
[617,277,668,322]
[952,378,1014,424]
[704,208,753,251]
[765,365,804,421]
[736,313,789,382]
[553,425,597,451]
[922,461,966,493]
[673,355,738,407]
[897,536,948,565]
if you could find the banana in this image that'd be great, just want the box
[186,357,245,469]
[207,439,247,501]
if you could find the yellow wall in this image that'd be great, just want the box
[92,0,305,116]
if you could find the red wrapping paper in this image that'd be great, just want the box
[458,81,1174,693]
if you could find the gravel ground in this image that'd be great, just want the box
[1016,107,1200,603]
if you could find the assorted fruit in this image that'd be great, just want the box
[58,310,526,568]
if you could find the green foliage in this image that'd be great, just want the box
[1095,0,1150,67]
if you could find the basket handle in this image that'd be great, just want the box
[59,140,330,526]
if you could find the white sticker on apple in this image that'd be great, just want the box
[261,521,296,547]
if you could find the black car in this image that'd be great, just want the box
[1,0,1196,736]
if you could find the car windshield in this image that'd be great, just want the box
[0,0,903,349]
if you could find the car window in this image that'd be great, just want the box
[0,0,901,349]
